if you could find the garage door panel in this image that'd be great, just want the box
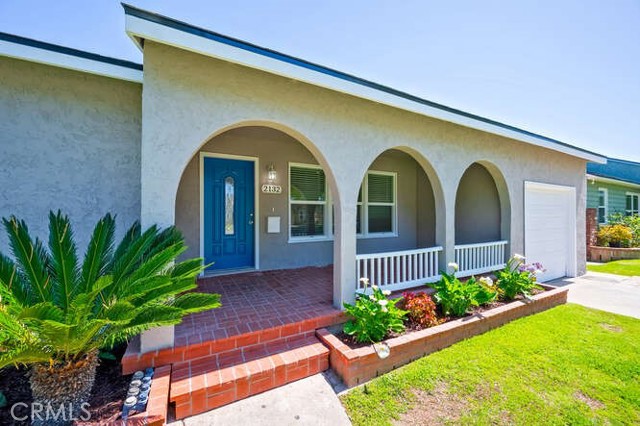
[525,183,575,282]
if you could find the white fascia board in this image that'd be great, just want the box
[586,174,640,189]
[125,14,605,163]
[0,39,143,83]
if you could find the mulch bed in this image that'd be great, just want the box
[337,288,546,349]
[0,345,132,425]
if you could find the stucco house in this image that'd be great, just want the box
[1,5,606,416]
[585,157,639,261]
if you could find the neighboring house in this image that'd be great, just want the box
[0,4,605,356]
[586,157,640,225]
[585,157,640,260]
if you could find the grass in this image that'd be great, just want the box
[587,259,640,276]
[340,304,640,425]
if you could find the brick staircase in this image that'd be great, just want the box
[123,310,344,420]
[170,332,329,418]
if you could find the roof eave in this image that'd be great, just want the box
[586,174,640,188]
[123,4,606,164]
[0,32,143,83]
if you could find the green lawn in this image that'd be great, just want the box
[340,304,640,426]
[587,259,640,276]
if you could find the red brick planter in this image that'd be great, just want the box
[317,285,568,388]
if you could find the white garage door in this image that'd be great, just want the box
[524,182,576,282]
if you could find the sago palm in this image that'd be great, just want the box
[0,211,220,421]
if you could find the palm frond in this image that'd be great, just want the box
[171,293,221,313]
[119,243,186,287]
[127,278,196,306]
[109,221,141,270]
[146,226,184,259]
[119,275,173,298]
[18,302,64,322]
[81,213,115,294]
[125,305,184,329]
[70,275,114,322]
[0,346,53,369]
[107,225,158,295]
[2,217,50,304]
[170,257,206,279]
[101,301,136,322]
[48,211,80,312]
[0,253,30,308]
[67,320,110,357]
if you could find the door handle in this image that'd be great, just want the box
[249,213,254,225]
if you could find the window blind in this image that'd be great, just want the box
[290,166,326,201]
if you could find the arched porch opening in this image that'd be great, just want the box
[175,124,338,273]
[454,161,511,276]
[354,148,445,292]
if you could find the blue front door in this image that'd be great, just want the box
[203,157,255,271]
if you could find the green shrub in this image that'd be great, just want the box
[597,224,633,248]
[0,211,221,413]
[607,213,640,247]
[343,279,407,343]
[496,255,543,300]
[429,265,496,317]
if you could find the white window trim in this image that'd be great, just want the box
[288,162,333,243]
[626,192,640,216]
[286,165,398,243]
[358,170,398,238]
[597,188,608,224]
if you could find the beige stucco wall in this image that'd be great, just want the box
[140,41,587,308]
[0,57,142,253]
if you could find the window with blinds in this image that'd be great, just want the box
[357,171,396,235]
[289,164,328,238]
[597,188,607,224]
[627,193,639,216]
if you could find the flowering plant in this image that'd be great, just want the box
[496,254,544,300]
[343,278,407,343]
[401,291,443,328]
[429,263,497,316]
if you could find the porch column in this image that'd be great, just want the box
[442,189,457,271]
[333,197,358,308]
[138,147,178,353]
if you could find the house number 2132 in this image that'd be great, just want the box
[261,184,282,194]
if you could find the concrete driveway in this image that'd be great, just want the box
[548,271,640,319]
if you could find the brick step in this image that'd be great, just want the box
[122,311,344,374]
[169,335,330,419]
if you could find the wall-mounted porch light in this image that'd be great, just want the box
[267,163,277,183]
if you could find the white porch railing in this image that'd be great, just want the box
[454,240,508,277]
[356,246,443,293]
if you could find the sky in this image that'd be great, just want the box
[1,0,639,161]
